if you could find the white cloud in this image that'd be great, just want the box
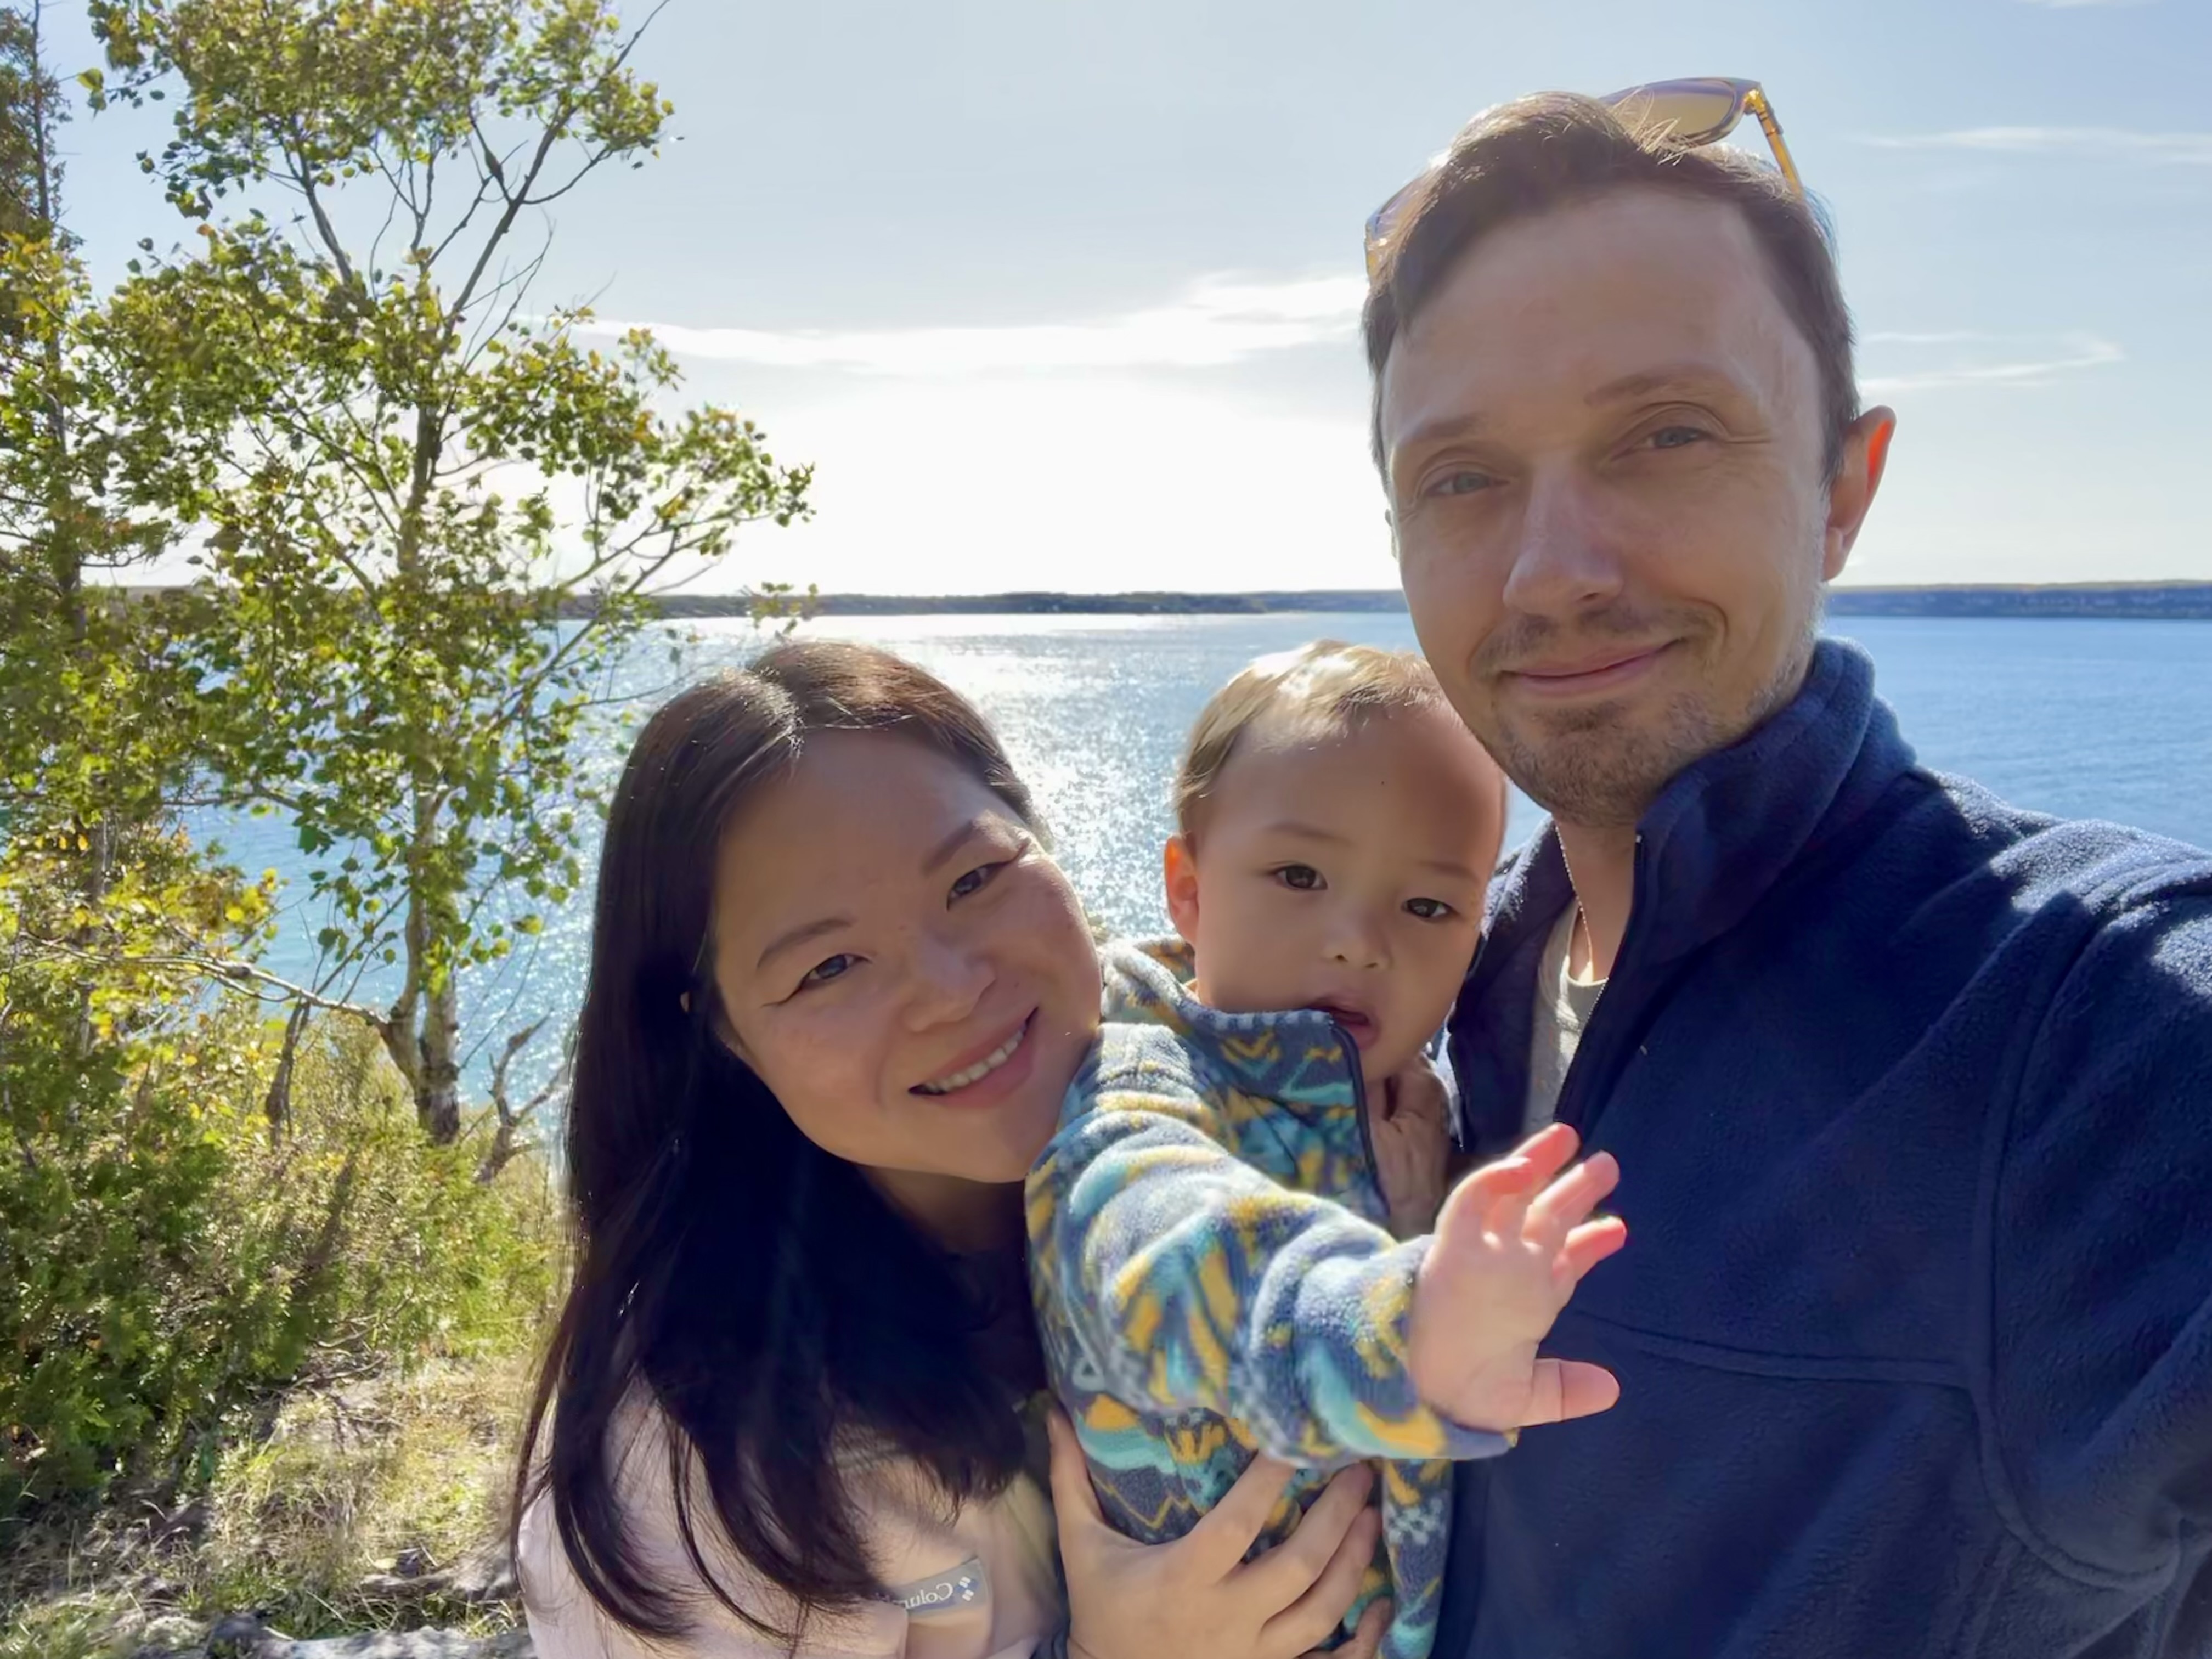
[1860,330,2123,394]
[733,378,1392,595]
[1855,127,2212,164]
[581,275,1368,377]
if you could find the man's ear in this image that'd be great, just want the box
[1823,406,1897,582]
[1163,834,1203,946]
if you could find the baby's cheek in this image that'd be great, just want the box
[1198,948,1297,1017]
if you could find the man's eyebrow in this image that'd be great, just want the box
[757,915,850,973]
[1391,410,1489,462]
[1587,362,1740,405]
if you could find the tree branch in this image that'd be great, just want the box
[21,938,387,1030]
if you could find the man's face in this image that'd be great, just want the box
[1379,188,1892,829]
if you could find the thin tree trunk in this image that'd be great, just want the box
[261,999,311,1143]
[22,0,108,1060]
[419,977,461,1143]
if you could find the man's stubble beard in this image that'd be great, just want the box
[1477,598,1823,832]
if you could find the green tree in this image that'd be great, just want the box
[0,0,196,957]
[84,0,811,1144]
[0,2,55,246]
[1,824,560,1511]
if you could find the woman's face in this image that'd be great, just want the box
[706,730,1101,1230]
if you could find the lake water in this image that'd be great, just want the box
[210,614,2212,1093]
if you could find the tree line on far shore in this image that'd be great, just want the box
[0,0,806,1516]
[550,582,2212,620]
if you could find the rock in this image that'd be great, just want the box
[151,1498,212,1543]
[447,1540,518,1606]
[125,1610,206,1658]
[206,1612,290,1658]
[355,1570,454,1600]
[184,1612,534,1659]
[273,1634,534,1658]
[391,1547,437,1579]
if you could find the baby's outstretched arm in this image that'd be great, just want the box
[1408,1122,1628,1430]
[1030,1024,1622,1466]
[1030,1023,1500,1467]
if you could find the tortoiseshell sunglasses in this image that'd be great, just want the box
[1363,77,1804,280]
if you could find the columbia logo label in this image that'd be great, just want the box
[884,1556,988,1617]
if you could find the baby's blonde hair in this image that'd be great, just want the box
[1174,640,1457,837]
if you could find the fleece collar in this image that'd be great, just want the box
[1454,638,1919,1144]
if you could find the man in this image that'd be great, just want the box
[1364,94,2212,1657]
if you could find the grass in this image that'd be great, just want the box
[0,1346,537,1658]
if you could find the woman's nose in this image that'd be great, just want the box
[903,929,995,1030]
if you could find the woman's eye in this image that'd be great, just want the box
[799,953,857,989]
[1274,864,1324,891]
[1646,424,1710,451]
[949,861,1006,902]
[1405,896,1455,921]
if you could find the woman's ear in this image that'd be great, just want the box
[1163,834,1203,946]
[683,975,748,1064]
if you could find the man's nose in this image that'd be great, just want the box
[1499,467,1626,618]
[903,928,994,1031]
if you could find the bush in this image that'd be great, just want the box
[0,837,561,1519]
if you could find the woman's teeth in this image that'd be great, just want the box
[915,1020,1029,1096]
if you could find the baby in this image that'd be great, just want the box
[1026,642,1625,1659]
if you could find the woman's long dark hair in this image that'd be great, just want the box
[511,639,1045,1644]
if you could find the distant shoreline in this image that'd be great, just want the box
[574,582,2212,622]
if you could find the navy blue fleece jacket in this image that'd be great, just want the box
[1436,639,2212,1659]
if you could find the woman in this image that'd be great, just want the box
[513,639,1389,1658]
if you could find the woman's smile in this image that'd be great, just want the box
[912,1010,1037,1099]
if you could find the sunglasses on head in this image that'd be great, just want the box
[1363,77,1804,281]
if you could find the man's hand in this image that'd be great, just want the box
[1372,1061,1453,1239]
[1407,1122,1627,1431]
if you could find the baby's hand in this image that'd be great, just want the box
[1406,1122,1627,1432]
[1372,1062,1452,1239]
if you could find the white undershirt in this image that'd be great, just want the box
[1523,906,1608,1135]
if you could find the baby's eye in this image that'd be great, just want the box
[1405,897,1455,922]
[1273,864,1325,891]
[949,862,1006,902]
[799,953,857,989]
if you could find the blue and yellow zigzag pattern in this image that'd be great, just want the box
[1025,941,1510,1659]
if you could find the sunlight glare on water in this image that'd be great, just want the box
[202,613,2212,1099]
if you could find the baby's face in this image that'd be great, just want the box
[1167,701,1504,1091]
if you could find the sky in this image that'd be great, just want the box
[50,0,2212,595]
